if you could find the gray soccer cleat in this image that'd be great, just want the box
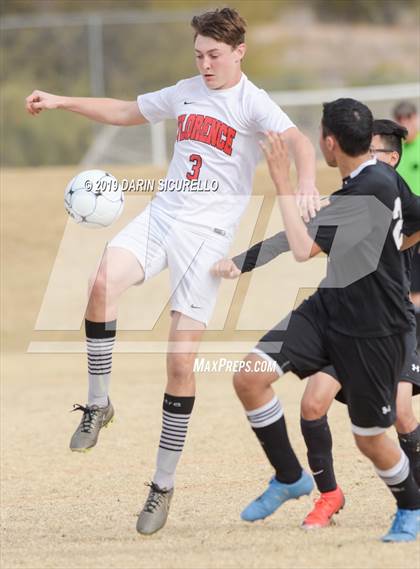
[69,400,114,452]
[136,482,174,535]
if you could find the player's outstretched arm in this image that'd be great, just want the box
[232,231,291,273]
[261,131,321,262]
[212,231,290,279]
[25,90,148,126]
[281,127,320,222]
[228,197,331,273]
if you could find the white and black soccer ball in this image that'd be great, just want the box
[64,169,124,228]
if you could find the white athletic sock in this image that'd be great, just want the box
[375,451,410,486]
[85,320,116,407]
[153,393,195,490]
[246,395,284,428]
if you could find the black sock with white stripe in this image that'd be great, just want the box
[376,451,420,510]
[246,395,303,484]
[153,393,195,490]
[85,319,116,408]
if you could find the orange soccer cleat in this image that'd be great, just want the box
[302,487,345,529]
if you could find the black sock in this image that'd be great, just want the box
[377,452,420,510]
[300,416,337,493]
[246,396,302,484]
[389,472,420,510]
[398,425,420,487]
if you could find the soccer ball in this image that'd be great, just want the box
[64,169,124,228]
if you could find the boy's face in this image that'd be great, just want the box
[370,134,400,168]
[194,34,245,90]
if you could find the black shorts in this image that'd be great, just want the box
[411,244,420,293]
[329,326,419,400]
[255,298,405,431]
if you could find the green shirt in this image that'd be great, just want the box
[397,133,420,196]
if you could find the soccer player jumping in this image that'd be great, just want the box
[226,100,420,542]
[25,8,319,535]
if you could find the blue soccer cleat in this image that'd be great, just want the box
[381,508,420,542]
[241,470,314,522]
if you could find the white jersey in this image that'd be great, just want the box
[138,73,295,233]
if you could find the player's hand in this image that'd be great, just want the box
[25,90,63,115]
[296,180,321,223]
[211,258,241,279]
[260,131,291,185]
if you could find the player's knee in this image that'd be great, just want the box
[88,267,119,302]
[300,395,328,420]
[395,408,417,434]
[233,367,251,396]
[168,354,194,384]
[233,366,264,397]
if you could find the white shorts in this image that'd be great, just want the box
[108,203,232,325]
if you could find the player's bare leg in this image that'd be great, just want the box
[300,372,345,529]
[354,432,403,469]
[86,247,145,322]
[70,247,144,452]
[136,312,205,535]
[233,354,313,522]
[395,381,420,486]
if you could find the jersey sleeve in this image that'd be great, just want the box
[398,175,420,236]
[250,89,295,134]
[233,231,290,273]
[137,84,178,123]
[307,195,373,255]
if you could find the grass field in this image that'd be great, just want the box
[1,165,418,569]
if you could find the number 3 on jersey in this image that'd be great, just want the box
[392,197,403,249]
[186,154,202,180]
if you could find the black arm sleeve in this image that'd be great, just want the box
[233,231,290,273]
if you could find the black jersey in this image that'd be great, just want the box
[309,161,420,337]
